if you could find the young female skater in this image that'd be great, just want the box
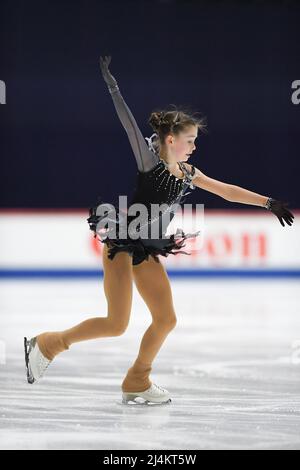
[24,56,294,405]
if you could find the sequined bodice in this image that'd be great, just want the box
[126,159,196,238]
[131,160,194,205]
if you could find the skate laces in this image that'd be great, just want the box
[152,383,166,394]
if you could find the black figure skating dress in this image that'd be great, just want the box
[87,82,200,266]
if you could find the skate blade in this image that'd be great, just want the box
[24,337,35,384]
[121,394,172,406]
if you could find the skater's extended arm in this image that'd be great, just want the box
[193,167,268,206]
[184,163,295,227]
[99,55,159,173]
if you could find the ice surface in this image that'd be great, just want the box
[0,278,300,450]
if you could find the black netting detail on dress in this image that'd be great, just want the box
[102,228,200,266]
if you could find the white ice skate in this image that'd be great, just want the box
[24,337,52,384]
[122,383,172,405]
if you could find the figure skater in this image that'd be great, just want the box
[24,56,294,405]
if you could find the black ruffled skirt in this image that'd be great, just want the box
[87,199,200,266]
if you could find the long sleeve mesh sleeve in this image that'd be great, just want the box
[107,84,159,173]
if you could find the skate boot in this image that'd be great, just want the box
[24,337,52,384]
[122,383,172,405]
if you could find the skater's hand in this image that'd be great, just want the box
[265,198,295,227]
[99,55,118,90]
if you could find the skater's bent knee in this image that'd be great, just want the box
[153,315,177,331]
[166,316,177,330]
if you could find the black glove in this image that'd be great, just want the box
[265,198,295,227]
[99,55,118,91]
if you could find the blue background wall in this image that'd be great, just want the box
[1,0,299,209]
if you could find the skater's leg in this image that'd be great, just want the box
[122,256,177,393]
[36,244,133,360]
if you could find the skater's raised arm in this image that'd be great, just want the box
[184,163,295,227]
[99,55,159,173]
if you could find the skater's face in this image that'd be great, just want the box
[164,125,198,163]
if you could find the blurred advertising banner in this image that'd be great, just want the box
[0,210,299,276]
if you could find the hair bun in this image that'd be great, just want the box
[149,111,166,131]
[148,107,207,136]
[158,112,165,125]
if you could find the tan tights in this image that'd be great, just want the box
[36,244,177,393]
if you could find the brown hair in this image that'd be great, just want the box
[148,104,207,153]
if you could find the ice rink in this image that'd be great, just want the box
[1,277,300,450]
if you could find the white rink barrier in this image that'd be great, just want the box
[0,210,299,277]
